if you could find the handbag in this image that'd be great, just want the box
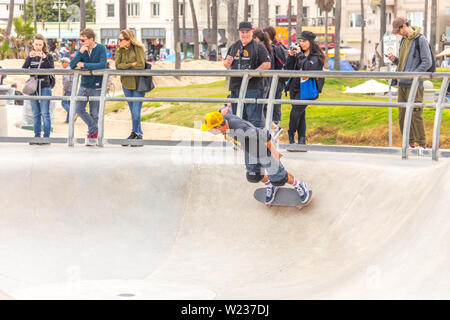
[137,62,155,93]
[300,77,319,100]
[23,57,43,95]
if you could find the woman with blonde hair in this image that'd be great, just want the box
[115,29,146,146]
[22,34,55,145]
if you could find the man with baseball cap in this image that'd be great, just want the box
[387,17,433,151]
[201,110,311,205]
[223,21,271,128]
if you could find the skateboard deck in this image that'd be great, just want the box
[254,187,313,209]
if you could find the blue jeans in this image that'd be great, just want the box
[230,89,265,128]
[122,86,145,135]
[76,87,101,135]
[61,90,71,122]
[31,86,52,137]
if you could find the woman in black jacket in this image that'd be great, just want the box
[285,31,325,145]
[22,34,54,144]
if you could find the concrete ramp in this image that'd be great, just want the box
[0,145,449,299]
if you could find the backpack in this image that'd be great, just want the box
[272,42,288,70]
[414,35,436,72]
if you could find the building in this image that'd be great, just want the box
[0,0,25,23]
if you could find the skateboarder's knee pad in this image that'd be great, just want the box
[246,172,264,183]
[270,172,289,186]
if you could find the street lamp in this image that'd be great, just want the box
[53,1,67,46]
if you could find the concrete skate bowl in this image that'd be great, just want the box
[0,146,449,299]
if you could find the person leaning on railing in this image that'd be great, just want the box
[285,31,325,145]
[114,29,146,146]
[22,34,55,145]
[70,28,107,146]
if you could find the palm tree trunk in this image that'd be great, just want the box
[5,0,15,39]
[360,0,365,70]
[380,0,386,68]
[244,0,249,22]
[296,0,303,41]
[288,0,292,45]
[119,0,127,30]
[182,0,187,58]
[430,0,437,55]
[189,0,199,59]
[334,0,341,71]
[227,0,238,46]
[259,0,268,28]
[32,0,36,30]
[211,0,218,50]
[393,0,397,16]
[23,0,26,24]
[325,10,329,57]
[207,0,211,51]
[80,0,86,31]
[173,0,181,70]
[423,0,428,40]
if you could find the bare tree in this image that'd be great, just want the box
[120,0,127,30]
[296,0,304,41]
[211,0,218,50]
[173,0,181,69]
[424,0,428,40]
[379,0,386,68]
[316,0,334,57]
[5,0,15,39]
[334,0,341,70]
[359,0,365,70]
[288,0,292,45]
[227,0,238,46]
[430,0,437,55]
[258,0,269,28]
[189,0,199,59]
[244,0,249,22]
[182,0,187,57]
[80,0,86,31]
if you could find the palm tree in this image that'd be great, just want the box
[23,0,26,24]
[359,0,365,70]
[11,17,35,58]
[173,0,181,69]
[189,0,199,59]
[5,0,15,39]
[334,0,341,70]
[296,0,304,40]
[258,0,269,28]
[244,0,249,22]
[423,0,428,40]
[32,0,36,30]
[211,0,218,50]
[287,0,292,45]
[315,0,334,57]
[430,0,437,55]
[80,0,86,31]
[119,0,127,30]
[206,0,211,50]
[182,0,187,57]
[227,0,238,46]
[380,0,386,67]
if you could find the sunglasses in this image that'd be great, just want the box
[79,39,87,42]
[118,38,129,42]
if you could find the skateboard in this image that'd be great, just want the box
[254,187,313,210]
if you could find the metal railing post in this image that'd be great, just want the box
[265,75,279,130]
[431,76,449,161]
[97,71,110,148]
[236,73,249,118]
[68,72,80,147]
[401,76,420,159]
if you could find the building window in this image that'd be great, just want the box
[19,4,24,11]
[128,3,140,17]
[151,2,160,16]
[275,5,280,15]
[107,4,114,17]
[180,3,184,16]
[6,4,9,10]
[248,5,252,18]
[349,13,362,28]
[386,13,392,25]
[407,12,423,28]
[303,7,309,18]
[446,7,450,15]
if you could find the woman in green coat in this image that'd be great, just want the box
[115,29,146,145]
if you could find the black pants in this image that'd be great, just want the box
[263,80,284,124]
[288,90,307,138]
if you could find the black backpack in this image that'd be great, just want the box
[272,42,288,70]
[413,35,436,72]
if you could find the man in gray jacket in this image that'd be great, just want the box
[387,17,432,150]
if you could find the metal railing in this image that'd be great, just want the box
[0,68,449,161]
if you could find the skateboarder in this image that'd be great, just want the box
[201,111,311,205]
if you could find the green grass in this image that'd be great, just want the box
[106,72,450,147]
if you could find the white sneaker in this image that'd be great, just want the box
[294,181,311,204]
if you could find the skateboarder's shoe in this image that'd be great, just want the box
[295,181,310,204]
[265,185,280,204]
